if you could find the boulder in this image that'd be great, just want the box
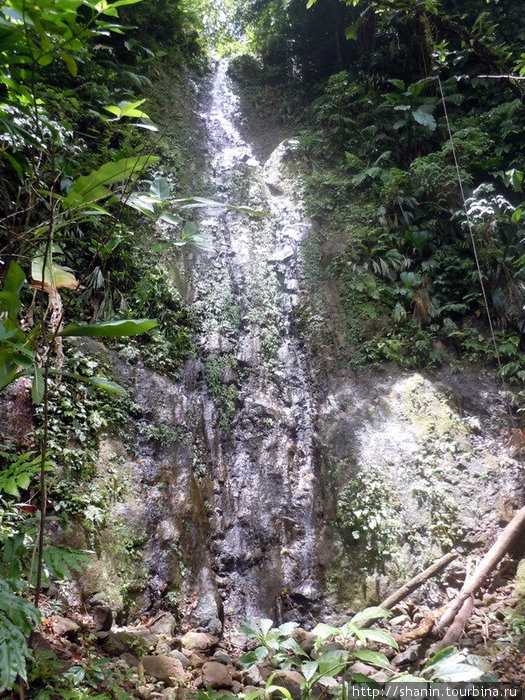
[392,644,421,667]
[169,649,191,668]
[50,616,80,639]
[389,614,410,627]
[141,655,188,687]
[213,650,232,665]
[157,690,178,700]
[149,612,177,636]
[242,665,264,686]
[271,670,305,700]
[151,689,186,700]
[30,631,56,657]
[345,661,378,678]
[181,631,219,651]
[101,629,157,656]
[188,653,206,668]
[120,652,139,668]
[292,628,316,654]
[93,606,113,632]
[201,661,234,688]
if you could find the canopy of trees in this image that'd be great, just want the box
[231,0,525,379]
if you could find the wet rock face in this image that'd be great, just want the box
[315,369,523,610]
[190,61,320,623]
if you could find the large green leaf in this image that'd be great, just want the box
[351,649,392,670]
[31,365,45,404]
[239,620,260,638]
[62,156,158,210]
[0,451,49,499]
[423,647,484,681]
[87,376,126,393]
[412,107,437,131]
[301,660,318,683]
[60,318,157,337]
[350,606,392,625]
[0,262,25,320]
[0,347,22,390]
[316,649,349,677]
[150,177,170,201]
[60,52,77,76]
[423,645,457,667]
[31,253,78,292]
[237,646,268,667]
[312,622,339,641]
[355,628,399,649]
[104,99,150,120]
[259,618,274,636]
[0,579,40,691]
[3,261,25,297]
[46,370,126,394]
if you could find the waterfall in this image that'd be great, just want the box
[192,60,319,623]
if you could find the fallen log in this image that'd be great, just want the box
[380,552,458,612]
[437,505,525,630]
[360,552,457,628]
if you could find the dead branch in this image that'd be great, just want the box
[394,607,445,645]
[437,505,525,630]
[439,596,474,648]
[359,552,457,629]
[380,552,458,611]
[478,75,525,80]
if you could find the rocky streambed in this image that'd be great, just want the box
[33,556,525,697]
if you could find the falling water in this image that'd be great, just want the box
[192,60,319,623]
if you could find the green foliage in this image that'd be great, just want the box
[237,615,485,695]
[382,77,438,133]
[336,471,400,561]
[0,579,41,692]
[61,155,159,212]
[238,619,306,668]
[235,0,525,392]
[418,646,486,682]
[205,354,239,431]
[61,319,158,338]
[0,451,45,499]
[117,260,195,372]
[1,515,89,584]
[141,422,190,446]
[0,261,156,400]
[0,0,206,695]
[27,651,147,699]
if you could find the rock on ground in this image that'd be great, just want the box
[141,655,188,686]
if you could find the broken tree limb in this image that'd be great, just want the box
[359,552,457,628]
[437,505,525,630]
[478,75,525,80]
[439,596,474,649]
[380,552,458,611]
[395,607,445,646]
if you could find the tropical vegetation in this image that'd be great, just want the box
[0,0,523,693]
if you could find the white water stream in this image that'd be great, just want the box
[193,60,319,621]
